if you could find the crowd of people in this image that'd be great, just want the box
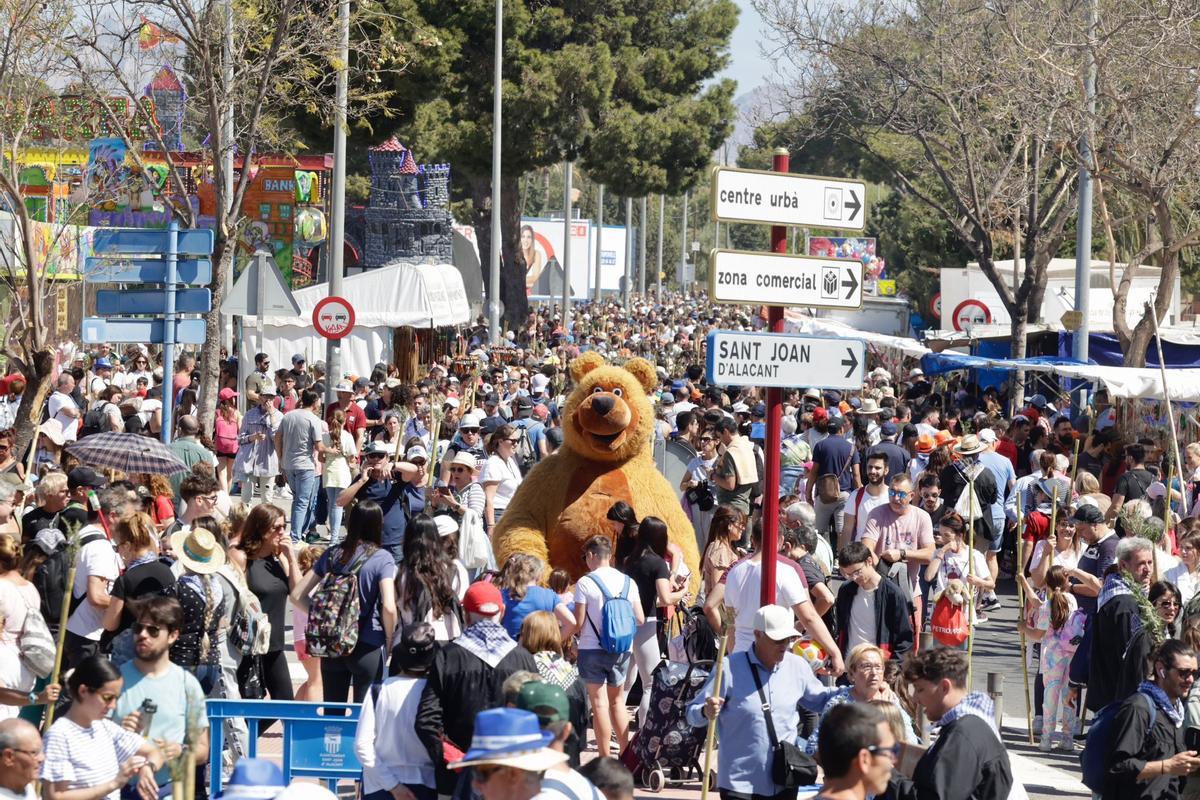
[0,296,1198,800]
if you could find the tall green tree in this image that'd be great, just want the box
[383,0,736,324]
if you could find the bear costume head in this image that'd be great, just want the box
[563,350,658,463]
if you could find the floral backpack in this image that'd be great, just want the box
[305,548,369,658]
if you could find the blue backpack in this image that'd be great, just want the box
[585,574,637,654]
[1080,690,1156,792]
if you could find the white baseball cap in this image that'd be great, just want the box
[406,445,429,463]
[977,428,998,444]
[753,605,802,641]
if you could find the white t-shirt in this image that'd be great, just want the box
[846,486,890,540]
[480,454,523,512]
[66,528,122,640]
[535,767,604,800]
[724,555,810,652]
[847,585,877,652]
[573,566,642,652]
[48,391,79,440]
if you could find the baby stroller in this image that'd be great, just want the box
[628,604,717,792]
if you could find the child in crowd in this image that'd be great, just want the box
[294,545,325,702]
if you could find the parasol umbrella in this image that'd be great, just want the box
[65,432,190,476]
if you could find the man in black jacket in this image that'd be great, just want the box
[416,580,538,798]
[905,647,1013,800]
[1105,638,1200,800]
[1088,536,1155,713]
[834,542,913,661]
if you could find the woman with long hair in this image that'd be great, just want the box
[622,516,687,728]
[42,655,164,800]
[606,501,639,566]
[102,513,177,666]
[322,408,357,545]
[497,553,573,639]
[395,515,460,641]
[229,503,297,709]
[519,224,545,289]
[481,424,523,530]
[291,500,398,703]
[701,506,747,595]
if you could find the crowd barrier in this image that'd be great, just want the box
[206,700,362,793]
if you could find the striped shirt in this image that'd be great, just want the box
[41,718,144,800]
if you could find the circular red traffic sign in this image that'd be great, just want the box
[929,292,941,320]
[313,296,355,339]
[951,299,991,332]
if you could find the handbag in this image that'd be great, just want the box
[239,654,266,699]
[18,601,56,678]
[746,653,819,789]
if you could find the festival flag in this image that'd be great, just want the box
[138,17,181,49]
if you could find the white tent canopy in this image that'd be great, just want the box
[244,261,470,380]
[783,309,931,358]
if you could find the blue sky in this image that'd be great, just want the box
[722,0,772,94]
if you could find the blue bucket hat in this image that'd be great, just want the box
[217,758,286,800]
[451,708,567,771]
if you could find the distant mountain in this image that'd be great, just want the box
[721,86,774,164]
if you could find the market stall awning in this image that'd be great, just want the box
[271,260,470,328]
[783,309,931,358]
[919,350,1200,402]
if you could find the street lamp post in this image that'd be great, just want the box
[324,0,349,403]
[487,0,503,343]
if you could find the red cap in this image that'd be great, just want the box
[218,387,238,402]
[463,581,504,616]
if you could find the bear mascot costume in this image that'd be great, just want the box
[493,351,700,586]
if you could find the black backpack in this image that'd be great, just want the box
[33,532,106,632]
[78,402,111,438]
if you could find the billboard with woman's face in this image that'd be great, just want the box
[520,218,625,299]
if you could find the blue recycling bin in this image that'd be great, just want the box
[206,699,362,793]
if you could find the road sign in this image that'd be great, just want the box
[706,330,866,390]
[91,228,215,257]
[96,288,212,316]
[84,258,213,285]
[952,299,992,331]
[709,250,862,309]
[82,317,207,345]
[313,296,355,339]
[1061,310,1084,331]
[711,166,866,230]
[221,251,301,316]
[930,293,942,320]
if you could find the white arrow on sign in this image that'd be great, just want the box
[710,166,866,231]
[706,330,866,391]
[709,249,863,309]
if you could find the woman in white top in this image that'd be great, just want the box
[481,424,523,530]
[0,534,59,720]
[355,622,439,800]
[41,656,163,800]
[1167,530,1200,606]
[1028,503,1086,591]
[322,408,358,545]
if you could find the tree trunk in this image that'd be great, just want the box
[498,175,527,329]
[1010,309,1028,414]
[196,234,235,436]
[1125,318,1152,368]
[11,348,55,458]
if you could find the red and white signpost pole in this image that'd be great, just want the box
[760,148,789,607]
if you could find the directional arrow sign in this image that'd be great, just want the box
[82,317,207,345]
[84,258,213,285]
[706,330,866,391]
[95,288,212,316]
[711,166,866,231]
[709,250,863,309]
